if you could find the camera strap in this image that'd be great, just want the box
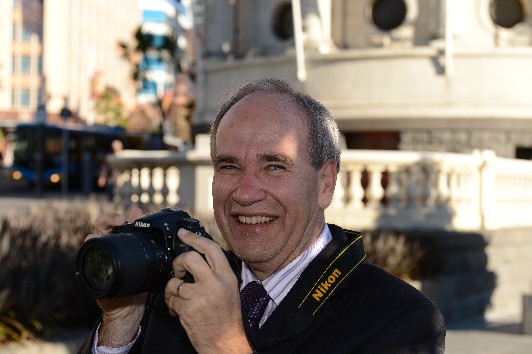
[296,230,366,316]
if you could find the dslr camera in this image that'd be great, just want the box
[76,208,212,298]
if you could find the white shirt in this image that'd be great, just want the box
[240,224,332,327]
[94,225,332,353]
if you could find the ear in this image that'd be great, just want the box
[317,160,338,209]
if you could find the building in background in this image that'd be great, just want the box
[192,0,532,159]
[137,0,185,106]
[42,0,141,124]
[0,0,43,124]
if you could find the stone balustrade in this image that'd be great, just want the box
[108,140,532,232]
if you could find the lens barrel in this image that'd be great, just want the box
[76,233,168,298]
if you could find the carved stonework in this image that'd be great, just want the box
[399,129,525,158]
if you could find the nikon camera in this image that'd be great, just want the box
[75,208,212,298]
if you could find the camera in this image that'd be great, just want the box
[75,208,212,298]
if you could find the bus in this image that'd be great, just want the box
[9,122,150,190]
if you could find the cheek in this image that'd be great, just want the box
[212,176,236,220]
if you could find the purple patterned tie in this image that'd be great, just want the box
[240,281,270,332]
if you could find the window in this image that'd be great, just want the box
[21,56,31,73]
[20,89,30,107]
[490,0,524,28]
[140,79,157,96]
[272,2,294,41]
[143,10,166,23]
[22,27,32,41]
[371,0,407,31]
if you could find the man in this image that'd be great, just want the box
[79,78,446,353]
[98,139,123,201]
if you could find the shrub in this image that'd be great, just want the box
[0,198,120,343]
[363,230,425,280]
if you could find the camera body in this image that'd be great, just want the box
[76,208,212,298]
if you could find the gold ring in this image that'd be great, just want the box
[176,281,185,297]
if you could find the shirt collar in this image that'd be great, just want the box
[241,224,332,305]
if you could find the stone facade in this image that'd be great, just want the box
[400,129,532,158]
[193,0,532,159]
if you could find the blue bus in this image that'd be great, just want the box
[10,122,147,189]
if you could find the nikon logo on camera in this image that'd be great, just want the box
[134,221,151,228]
[312,268,341,301]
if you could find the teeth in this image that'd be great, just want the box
[238,216,275,224]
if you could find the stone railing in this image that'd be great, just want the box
[108,143,532,232]
[326,149,532,231]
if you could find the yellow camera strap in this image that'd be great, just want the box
[297,230,366,316]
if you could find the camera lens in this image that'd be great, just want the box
[82,245,114,292]
[76,234,168,298]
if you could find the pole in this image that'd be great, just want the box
[61,126,69,197]
[292,0,307,82]
[60,104,71,197]
[444,0,453,79]
[34,122,43,197]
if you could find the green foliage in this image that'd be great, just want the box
[120,26,180,86]
[0,199,120,343]
[94,86,127,127]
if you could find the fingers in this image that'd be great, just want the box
[171,250,214,281]
[92,208,143,235]
[173,229,232,278]
[93,213,127,235]
[127,207,143,222]
[165,278,187,317]
[87,208,144,242]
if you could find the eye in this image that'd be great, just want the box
[267,164,286,171]
[216,164,239,173]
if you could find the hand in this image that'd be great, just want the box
[164,229,252,354]
[85,208,147,347]
[97,176,106,188]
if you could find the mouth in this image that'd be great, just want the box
[237,215,277,225]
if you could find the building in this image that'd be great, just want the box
[192,0,532,159]
[43,0,141,124]
[137,0,186,105]
[1,0,142,125]
[0,0,43,124]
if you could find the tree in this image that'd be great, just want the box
[118,25,193,148]
[118,26,180,91]
[94,86,127,127]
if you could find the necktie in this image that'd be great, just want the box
[240,281,270,332]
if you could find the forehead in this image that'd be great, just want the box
[214,91,310,157]
[219,91,308,132]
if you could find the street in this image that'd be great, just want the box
[0,166,106,216]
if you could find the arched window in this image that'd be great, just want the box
[272,2,294,40]
[371,0,407,31]
[490,0,525,29]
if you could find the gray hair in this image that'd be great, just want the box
[209,78,341,171]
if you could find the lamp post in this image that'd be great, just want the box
[60,103,72,197]
[34,104,47,197]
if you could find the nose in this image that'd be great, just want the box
[232,170,267,206]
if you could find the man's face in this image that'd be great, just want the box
[212,92,336,278]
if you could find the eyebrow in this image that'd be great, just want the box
[260,153,294,166]
[212,153,294,166]
[212,155,238,166]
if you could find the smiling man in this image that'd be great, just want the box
[79,78,446,354]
